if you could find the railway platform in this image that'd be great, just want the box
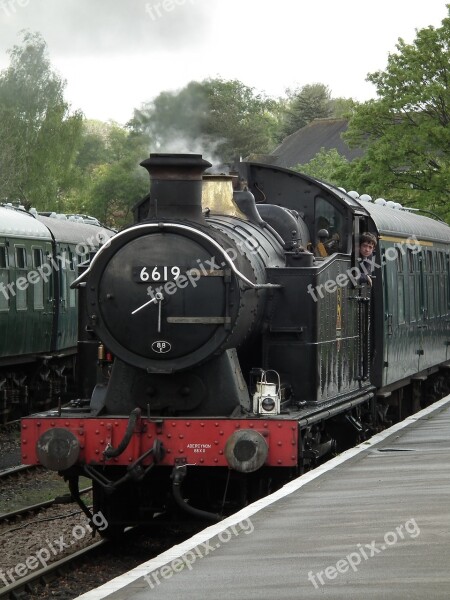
[76,395,450,600]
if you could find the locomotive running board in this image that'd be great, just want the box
[298,391,375,427]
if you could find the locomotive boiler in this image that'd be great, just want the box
[21,154,450,534]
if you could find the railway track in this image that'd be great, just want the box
[0,517,205,599]
[0,486,92,525]
[0,533,108,599]
[0,419,20,433]
[0,464,42,482]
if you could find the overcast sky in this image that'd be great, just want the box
[0,0,447,124]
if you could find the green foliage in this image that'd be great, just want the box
[66,120,149,228]
[129,78,281,162]
[344,6,450,219]
[0,31,83,209]
[329,97,358,119]
[293,148,353,188]
[279,84,333,139]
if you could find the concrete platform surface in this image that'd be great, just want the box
[76,396,450,600]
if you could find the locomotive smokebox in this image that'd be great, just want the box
[140,153,212,223]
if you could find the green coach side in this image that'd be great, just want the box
[0,206,114,420]
[35,214,113,353]
[364,203,450,391]
[0,206,54,361]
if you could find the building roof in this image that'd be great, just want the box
[268,118,364,169]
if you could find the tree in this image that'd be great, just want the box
[202,78,281,161]
[280,83,333,139]
[329,97,358,119]
[129,78,281,163]
[293,148,352,188]
[0,31,83,209]
[344,6,450,217]
[66,120,149,228]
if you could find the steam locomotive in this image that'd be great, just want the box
[21,154,450,533]
[0,205,113,421]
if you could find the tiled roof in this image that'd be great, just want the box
[268,118,364,169]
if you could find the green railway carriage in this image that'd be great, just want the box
[0,205,113,420]
[0,207,53,360]
[364,203,450,403]
[35,214,100,353]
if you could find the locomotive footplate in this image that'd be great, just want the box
[21,414,299,471]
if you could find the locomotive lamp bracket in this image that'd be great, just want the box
[251,369,281,415]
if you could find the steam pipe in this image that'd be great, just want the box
[171,464,221,522]
[103,407,141,459]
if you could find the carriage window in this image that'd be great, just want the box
[59,253,67,305]
[417,252,424,320]
[409,277,416,322]
[408,249,415,273]
[0,246,8,311]
[439,270,445,316]
[398,277,405,324]
[69,282,76,308]
[68,250,76,307]
[428,279,434,317]
[0,246,7,269]
[15,246,28,310]
[15,246,27,269]
[68,250,75,271]
[396,248,404,272]
[32,248,44,310]
[447,255,450,309]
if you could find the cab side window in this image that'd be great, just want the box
[314,197,345,256]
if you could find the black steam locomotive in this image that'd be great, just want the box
[22,154,450,533]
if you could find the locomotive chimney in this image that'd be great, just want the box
[140,153,212,223]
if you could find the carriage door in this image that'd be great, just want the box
[416,249,428,371]
[381,243,395,387]
[31,244,54,354]
[0,241,10,359]
[55,245,68,350]
[55,245,77,351]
